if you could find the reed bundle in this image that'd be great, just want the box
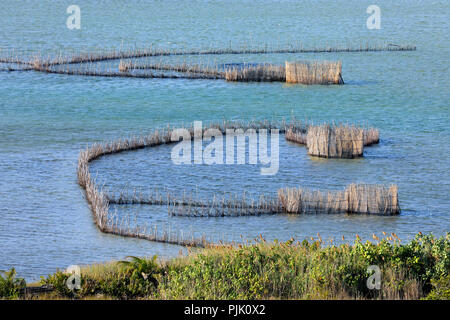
[225,64,285,82]
[286,124,379,149]
[285,128,308,145]
[285,61,343,84]
[278,184,400,215]
[278,187,348,214]
[306,124,364,158]
[364,127,380,145]
[118,60,131,72]
[345,183,400,214]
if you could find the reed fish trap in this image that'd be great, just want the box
[285,127,308,145]
[76,120,389,248]
[224,63,286,82]
[285,60,343,84]
[278,184,400,215]
[345,183,400,214]
[306,124,364,158]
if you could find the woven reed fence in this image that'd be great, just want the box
[306,124,365,158]
[278,184,400,215]
[285,61,343,84]
[224,64,285,82]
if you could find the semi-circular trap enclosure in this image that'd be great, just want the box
[0,42,415,84]
[79,120,399,248]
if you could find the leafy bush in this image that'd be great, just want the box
[41,255,162,299]
[424,274,450,300]
[40,271,73,297]
[0,268,26,299]
[87,255,161,299]
[118,256,160,289]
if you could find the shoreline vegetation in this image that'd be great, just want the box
[1,233,448,300]
[77,120,391,249]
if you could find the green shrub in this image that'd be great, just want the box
[424,274,450,300]
[41,255,162,299]
[40,271,73,298]
[0,268,26,299]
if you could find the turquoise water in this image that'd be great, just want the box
[0,1,449,281]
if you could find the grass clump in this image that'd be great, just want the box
[285,61,343,84]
